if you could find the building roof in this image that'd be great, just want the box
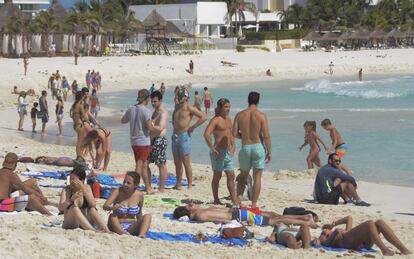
[350,29,370,40]
[370,29,388,39]
[303,31,322,41]
[387,29,405,38]
[143,9,167,27]
[0,0,23,29]
[338,31,353,40]
[321,31,339,41]
[48,0,67,22]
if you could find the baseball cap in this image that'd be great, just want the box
[3,152,18,170]
[177,88,189,99]
[137,89,150,103]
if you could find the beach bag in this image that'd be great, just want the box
[220,220,254,239]
[283,207,318,219]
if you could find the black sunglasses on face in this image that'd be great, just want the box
[334,159,341,163]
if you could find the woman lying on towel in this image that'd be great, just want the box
[266,221,312,249]
[81,127,112,171]
[17,155,84,167]
[58,168,109,232]
[315,215,411,256]
[103,172,151,237]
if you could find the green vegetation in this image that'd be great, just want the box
[236,45,245,52]
[244,30,308,40]
[279,0,414,30]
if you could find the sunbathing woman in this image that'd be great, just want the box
[33,156,75,167]
[316,215,411,256]
[58,168,109,232]
[103,172,152,237]
[70,91,92,157]
[266,221,312,249]
[81,127,112,171]
[299,121,328,169]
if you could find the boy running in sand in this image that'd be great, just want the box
[321,119,351,174]
[299,121,328,169]
[172,88,207,190]
[203,98,237,205]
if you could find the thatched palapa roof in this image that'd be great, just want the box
[405,28,414,38]
[143,10,190,38]
[339,31,353,40]
[48,0,67,22]
[0,0,23,30]
[321,31,339,41]
[143,10,167,27]
[303,31,322,41]
[387,29,405,39]
[350,29,370,40]
[370,30,388,39]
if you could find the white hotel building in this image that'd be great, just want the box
[0,0,48,16]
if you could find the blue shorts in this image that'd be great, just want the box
[210,148,234,172]
[171,132,191,158]
[238,143,266,172]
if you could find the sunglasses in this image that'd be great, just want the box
[333,159,341,163]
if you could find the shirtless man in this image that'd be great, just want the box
[321,119,351,174]
[39,90,49,134]
[203,98,236,205]
[172,88,207,189]
[172,203,317,227]
[202,87,212,116]
[148,91,169,192]
[233,92,271,208]
[0,153,52,215]
[23,55,29,76]
[193,91,201,111]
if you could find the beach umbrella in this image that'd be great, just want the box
[349,29,370,40]
[404,28,414,38]
[387,29,405,39]
[370,29,388,39]
[303,31,322,41]
[320,31,339,41]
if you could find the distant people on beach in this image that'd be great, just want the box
[203,98,237,205]
[358,68,363,81]
[121,89,161,194]
[30,102,38,133]
[149,91,169,192]
[233,92,271,208]
[193,91,201,111]
[150,83,155,93]
[71,80,78,99]
[81,127,112,171]
[313,153,370,206]
[39,90,49,134]
[89,89,100,119]
[321,119,351,175]
[298,121,328,169]
[17,91,28,131]
[0,153,52,215]
[58,167,109,232]
[189,60,194,74]
[266,69,272,76]
[159,82,166,96]
[12,86,35,96]
[329,61,334,76]
[202,87,212,116]
[55,95,64,136]
[316,215,411,256]
[86,70,91,89]
[172,88,207,190]
[221,60,238,67]
[62,76,69,101]
[73,46,79,65]
[103,172,151,237]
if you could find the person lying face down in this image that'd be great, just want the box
[173,204,319,228]
[58,167,109,232]
[103,171,152,237]
[315,215,411,256]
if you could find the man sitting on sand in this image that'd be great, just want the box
[173,204,318,228]
[314,153,370,206]
[0,153,52,215]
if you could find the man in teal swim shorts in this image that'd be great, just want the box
[233,92,272,208]
[172,88,207,189]
[203,98,236,205]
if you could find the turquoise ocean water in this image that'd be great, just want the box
[100,74,414,187]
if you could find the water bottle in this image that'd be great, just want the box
[92,181,101,199]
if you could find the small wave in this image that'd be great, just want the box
[292,77,414,99]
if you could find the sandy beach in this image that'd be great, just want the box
[1,49,414,258]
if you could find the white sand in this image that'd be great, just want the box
[0,50,414,258]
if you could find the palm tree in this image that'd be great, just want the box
[225,0,256,37]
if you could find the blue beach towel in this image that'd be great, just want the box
[146,231,248,246]
[271,243,377,253]
[21,171,69,180]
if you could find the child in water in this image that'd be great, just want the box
[299,121,328,169]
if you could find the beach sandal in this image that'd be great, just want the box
[355,201,371,207]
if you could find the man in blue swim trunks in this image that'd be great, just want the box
[233,92,272,208]
[203,98,236,205]
[172,88,207,189]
